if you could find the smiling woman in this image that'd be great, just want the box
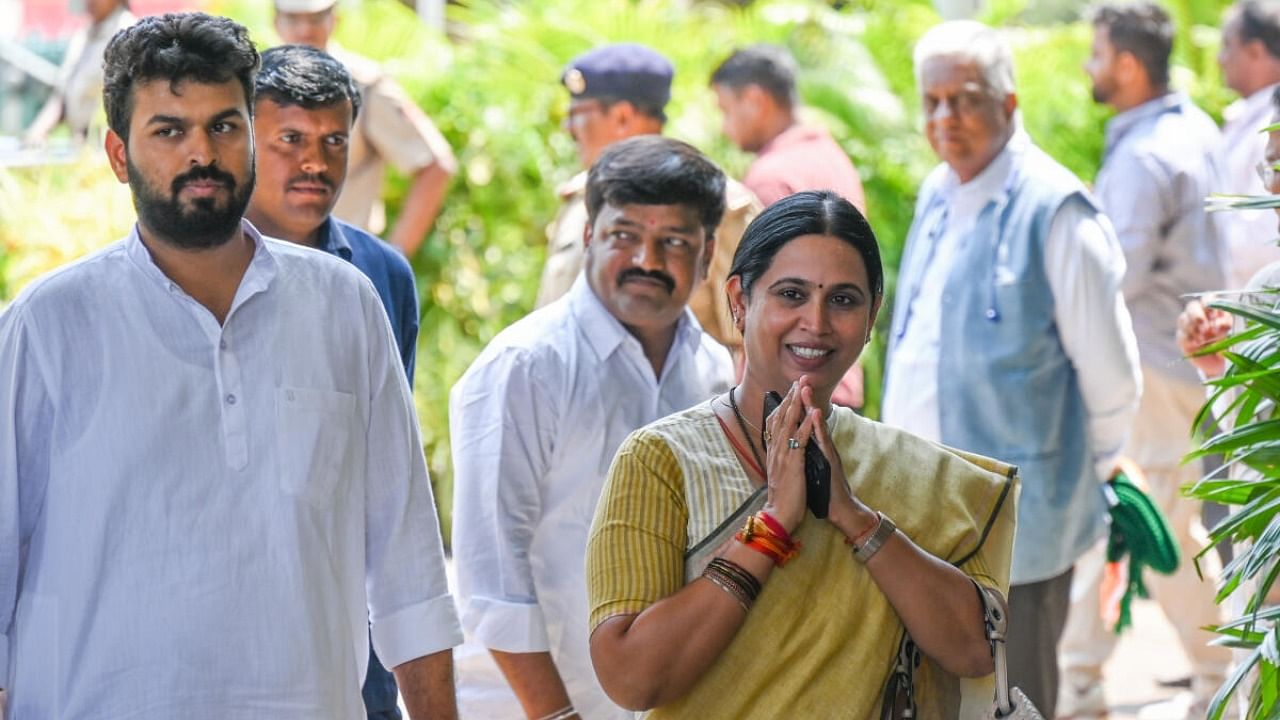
[585,190,1020,719]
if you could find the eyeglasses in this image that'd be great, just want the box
[921,84,998,118]
[1256,159,1280,188]
[562,101,605,131]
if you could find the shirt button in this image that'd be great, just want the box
[219,339,228,350]
[225,393,237,405]
[286,390,296,402]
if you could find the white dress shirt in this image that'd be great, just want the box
[450,275,733,720]
[883,131,1141,478]
[1219,84,1280,289]
[0,222,461,719]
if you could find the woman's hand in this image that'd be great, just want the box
[805,384,877,543]
[761,379,817,534]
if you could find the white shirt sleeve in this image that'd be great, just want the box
[0,305,55,682]
[360,288,462,669]
[1045,197,1143,479]
[449,346,557,653]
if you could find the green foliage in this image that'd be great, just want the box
[0,152,135,305]
[0,0,1244,542]
[1184,285,1280,719]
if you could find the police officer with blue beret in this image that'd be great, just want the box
[535,43,761,355]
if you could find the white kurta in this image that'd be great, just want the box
[0,222,460,719]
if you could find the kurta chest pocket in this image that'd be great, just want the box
[275,386,357,505]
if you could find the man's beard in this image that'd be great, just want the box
[127,156,255,250]
[1090,81,1111,105]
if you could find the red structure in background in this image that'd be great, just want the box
[19,0,205,40]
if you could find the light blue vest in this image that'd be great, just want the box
[890,143,1108,585]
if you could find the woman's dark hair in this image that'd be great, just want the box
[728,190,883,299]
[256,45,362,121]
[103,13,260,142]
[585,135,727,240]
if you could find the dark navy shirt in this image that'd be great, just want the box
[316,216,419,381]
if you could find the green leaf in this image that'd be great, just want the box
[1206,642,1263,720]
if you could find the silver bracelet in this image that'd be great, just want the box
[852,511,897,563]
[535,704,577,720]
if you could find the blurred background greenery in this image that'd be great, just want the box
[0,0,1236,538]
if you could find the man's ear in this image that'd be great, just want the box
[1003,92,1018,120]
[699,232,716,280]
[743,84,771,114]
[105,129,129,184]
[1116,51,1145,87]
[582,217,593,250]
[611,100,642,137]
[1245,37,1269,63]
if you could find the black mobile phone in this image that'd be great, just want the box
[763,391,831,519]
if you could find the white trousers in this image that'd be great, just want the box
[1058,367,1230,706]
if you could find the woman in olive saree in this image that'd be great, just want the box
[585,191,1017,719]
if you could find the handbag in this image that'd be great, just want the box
[880,582,1044,720]
[975,582,1045,719]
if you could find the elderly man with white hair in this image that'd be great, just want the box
[882,19,1142,716]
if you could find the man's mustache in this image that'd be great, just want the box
[287,172,336,191]
[616,267,675,293]
[171,164,237,195]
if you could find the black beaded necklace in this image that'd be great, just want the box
[726,385,766,475]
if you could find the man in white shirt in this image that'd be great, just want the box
[883,20,1141,718]
[1068,5,1233,716]
[0,14,460,719]
[1218,0,1280,287]
[450,136,734,720]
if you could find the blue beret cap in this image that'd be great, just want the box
[561,43,674,110]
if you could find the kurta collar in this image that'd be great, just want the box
[125,218,277,305]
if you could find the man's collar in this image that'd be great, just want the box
[1105,92,1184,151]
[940,128,1028,203]
[566,273,699,363]
[314,216,353,260]
[1226,83,1279,125]
[126,218,277,294]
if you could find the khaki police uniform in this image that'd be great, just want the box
[329,46,456,235]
